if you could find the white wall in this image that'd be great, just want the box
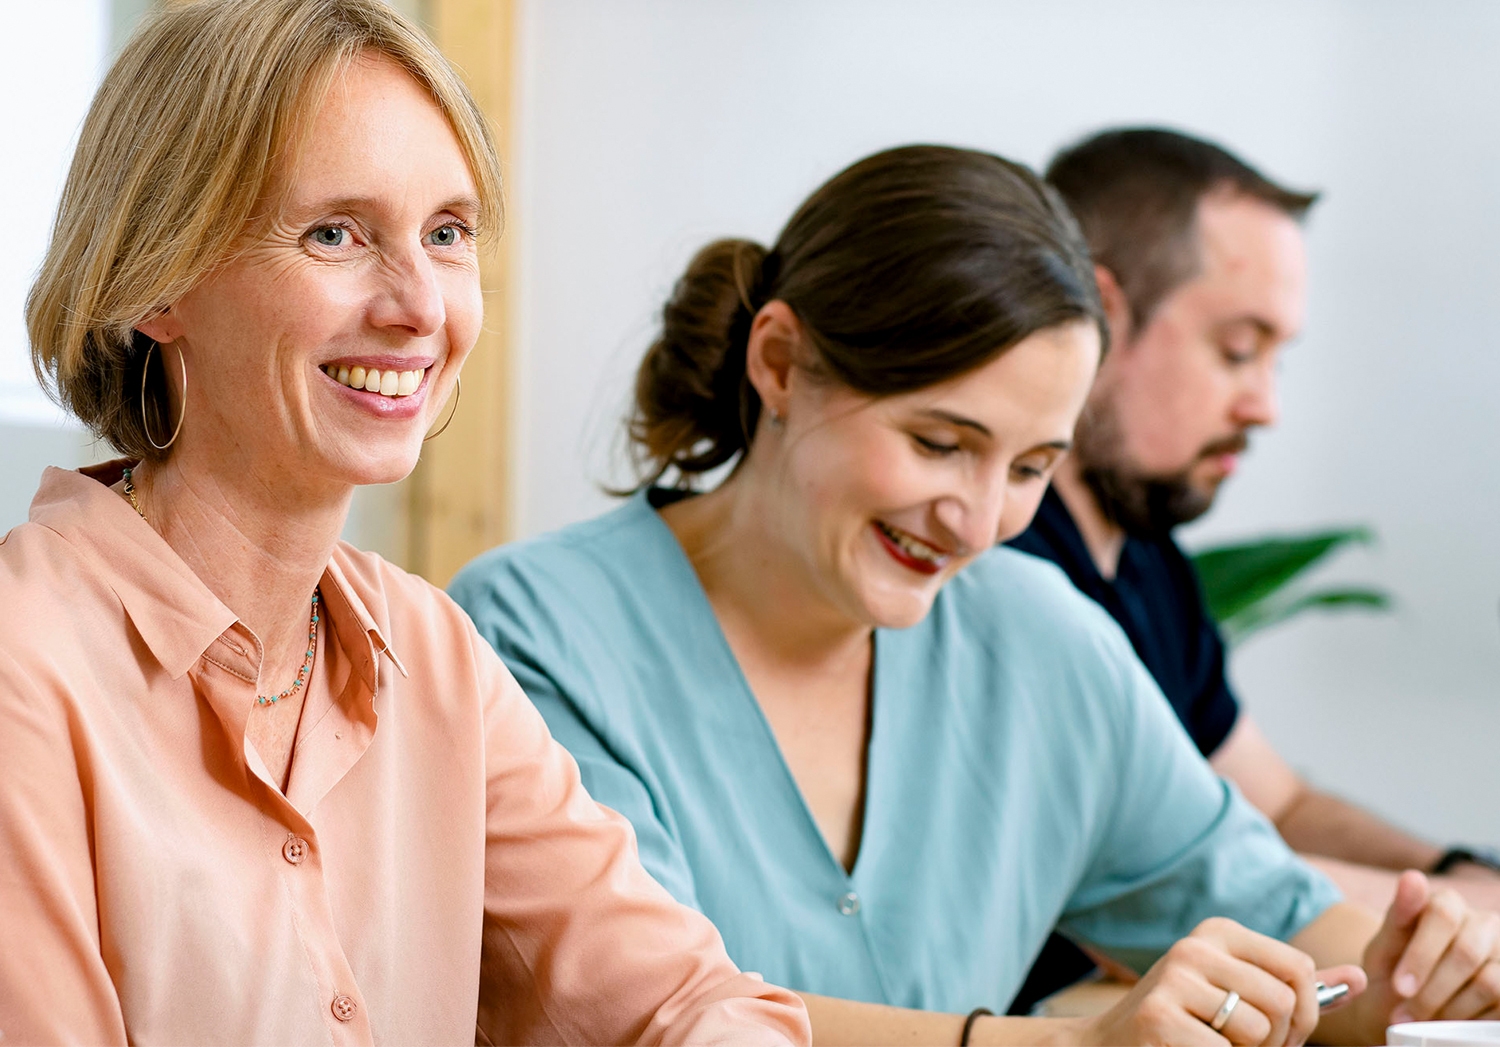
[0,0,108,425]
[0,1,112,530]
[512,0,1500,846]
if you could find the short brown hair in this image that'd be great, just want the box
[1046,127,1317,327]
[27,0,502,462]
[627,145,1105,489]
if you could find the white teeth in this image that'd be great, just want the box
[320,364,426,398]
[877,521,946,564]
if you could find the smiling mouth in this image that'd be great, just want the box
[872,520,951,575]
[320,363,426,398]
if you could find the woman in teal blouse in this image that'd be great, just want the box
[453,146,1500,1044]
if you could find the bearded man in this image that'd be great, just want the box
[1006,127,1500,1013]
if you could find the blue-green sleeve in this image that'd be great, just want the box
[1057,632,1342,973]
[449,554,703,911]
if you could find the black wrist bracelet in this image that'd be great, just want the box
[960,1006,994,1046]
[1432,846,1500,876]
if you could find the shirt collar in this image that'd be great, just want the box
[29,461,405,681]
[29,462,237,679]
[1022,486,1107,589]
[322,549,407,681]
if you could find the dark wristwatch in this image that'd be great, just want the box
[1431,846,1500,876]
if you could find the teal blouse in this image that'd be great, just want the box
[450,491,1339,1013]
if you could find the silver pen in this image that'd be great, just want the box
[1316,982,1351,1009]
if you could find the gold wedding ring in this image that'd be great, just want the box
[1210,989,1241,1032]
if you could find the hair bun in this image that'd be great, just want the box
[628,238,770,485]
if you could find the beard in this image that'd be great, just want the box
[1072,401,1249,541]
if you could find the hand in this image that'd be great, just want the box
[1080,918,1365,1046]
[1358,870,1500,1028]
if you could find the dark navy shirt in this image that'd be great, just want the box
[1002,485,1242,1013]
[1007,486,1240,758]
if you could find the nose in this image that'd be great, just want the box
[1234,358,1280,429]
[371,244,446,338]
[932,471,1008,556]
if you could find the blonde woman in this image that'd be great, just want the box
[0,2,808,1044]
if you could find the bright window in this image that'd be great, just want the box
[0,1,109,424]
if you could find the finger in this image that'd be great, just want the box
[1403,911,1500,1021]
[1196,917,1319,993]
[1191,919,1318,1044]
[1314,964,1369,1013]
[1390,887,1469,1005]
[1365,871,1434,983]
[1189,984,1273,1047]
[1435,961,1500,1022]
[1177,946,1298,1046]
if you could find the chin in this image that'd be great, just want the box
[858,588,941,631]
[332,440,424,488]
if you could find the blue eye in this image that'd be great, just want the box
[426,222,472,247]
[310,226,346,247]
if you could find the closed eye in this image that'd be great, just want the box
[912,434,961,456]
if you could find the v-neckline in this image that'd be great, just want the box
[640,490,882,884]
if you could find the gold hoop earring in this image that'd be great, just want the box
[423,375,461,442]
[141,342,187,451]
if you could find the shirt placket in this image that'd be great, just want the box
[197,623,379,1046]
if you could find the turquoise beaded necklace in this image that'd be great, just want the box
[122,466,320,708]
[256,591,318,706]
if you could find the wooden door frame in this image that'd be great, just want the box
[405,0,519,585]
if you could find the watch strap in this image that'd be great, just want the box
[1432,846,1500,875]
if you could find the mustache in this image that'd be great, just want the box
[1199,432,1250,459]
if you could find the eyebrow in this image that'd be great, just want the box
[916,408,993,438]
[291,193,484,220]
[1223,315,1284,340]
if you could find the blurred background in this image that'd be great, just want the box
[3,1,1496,846]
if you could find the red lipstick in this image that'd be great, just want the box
[872,521,944,576]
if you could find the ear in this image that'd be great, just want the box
[744,299,802,422]
[134,306,184,346]
[1092,265,1134,348]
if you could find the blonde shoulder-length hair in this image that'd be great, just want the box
[27,0,503,461]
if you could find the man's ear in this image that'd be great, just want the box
[744,299,801,421]
[134,306,183,346]
[1093,265,1134,348]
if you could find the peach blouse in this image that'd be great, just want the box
[0,464,808,1047]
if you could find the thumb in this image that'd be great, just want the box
[1364,870,1431,979]
[1314,964,1368,1011]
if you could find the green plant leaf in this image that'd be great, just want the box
[1220,587,1391,646]
[1190,527,1376,624]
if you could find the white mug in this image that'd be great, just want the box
[1388,1021,1500,1046]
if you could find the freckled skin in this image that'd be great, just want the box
[130,55,486,790]
[146,55,484,497]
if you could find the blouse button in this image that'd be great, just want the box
[282,835,308,865]
[331,994,357,1022]
[837,890,861,916]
